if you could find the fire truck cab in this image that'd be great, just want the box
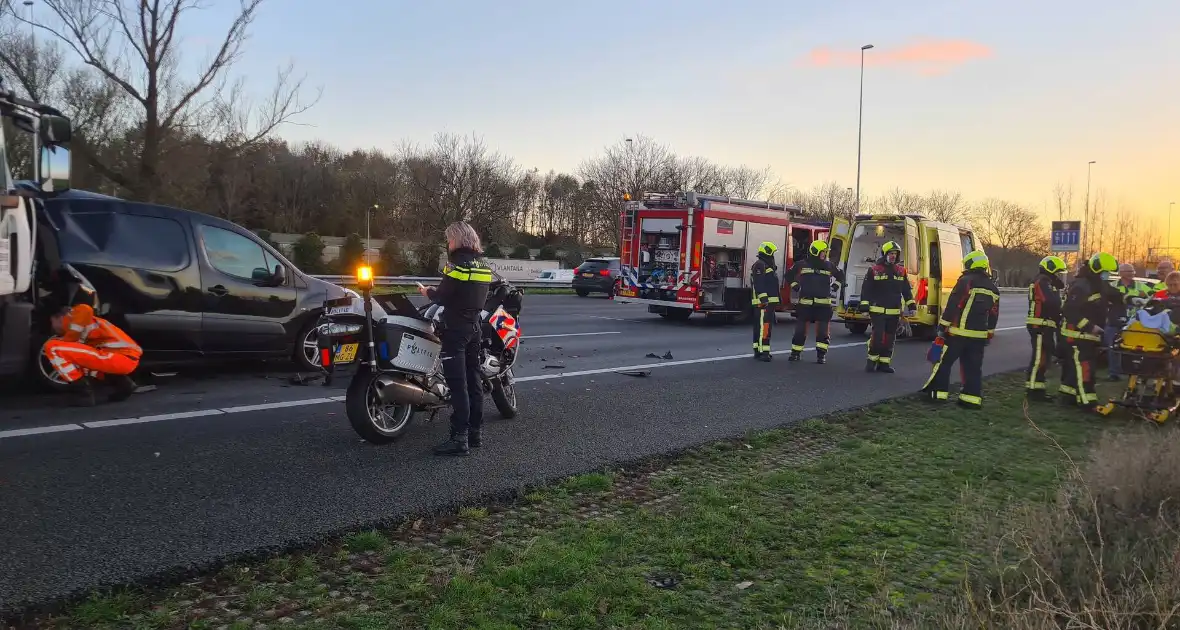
[614,191,829,322]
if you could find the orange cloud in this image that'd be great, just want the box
[798,38,993,75]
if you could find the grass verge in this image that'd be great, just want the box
[16,373,1175,629]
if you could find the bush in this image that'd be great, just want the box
[337,233,366,274]
[510,244,531,260]
[292,232,325,273]
[485,243,504,258]
[537,245,557,261]
[380,238,409,276]
[412,241,443,275]
[561,248,587,268]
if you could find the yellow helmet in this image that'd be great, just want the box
[963,250,990,271]
[881,241,900,255]
[808,240,829,257]
[1039,255,1066,274]
[1087,252,1117,275]
[757,241,778,256]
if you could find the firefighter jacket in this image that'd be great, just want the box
[60,304,143,360]
[750,253,780,307]
[785,256,844,306]
[1061,273,1121,342]
[939,269,1000,339]
[1109,279,1152,323]
[1026,271,1064,329]
[427,247,493,327]
[859,257,915,315]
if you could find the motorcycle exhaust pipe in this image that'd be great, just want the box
[373,375,441,406]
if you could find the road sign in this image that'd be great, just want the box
[1051,220,1081,253]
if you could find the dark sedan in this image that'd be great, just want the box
[572,257,621,297]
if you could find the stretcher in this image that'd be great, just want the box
[1095,309,1180,423]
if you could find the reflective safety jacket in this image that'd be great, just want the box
[785,256,844,306]
[1026,271,1063,329]
[750,254,781,307]
[60,304,143,360]
[859,257,915,315]
[427,247,493,326]
[1061,273,1120,343]
[939,269,999,339]
[1109,279,1152,323]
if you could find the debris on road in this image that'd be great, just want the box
[617,370,651,378]
[543,364,566,369]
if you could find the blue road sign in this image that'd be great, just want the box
[1051,220,1081,253]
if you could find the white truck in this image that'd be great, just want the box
[0,78,76,381]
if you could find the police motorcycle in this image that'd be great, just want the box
[314,265,523,444]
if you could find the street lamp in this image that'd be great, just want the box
[855,44,874,214]
[1084,160,1095,253]
[22,1,34,45]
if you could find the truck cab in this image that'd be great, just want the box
[827,213,986,338]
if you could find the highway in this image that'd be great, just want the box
[0,294,1032,614]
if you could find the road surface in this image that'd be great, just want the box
[0,294,1032,614]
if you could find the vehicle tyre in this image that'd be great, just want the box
[345,367,415,444]
[575,288,590,297]
[848,323,869,335]
[293,318,321,372]
[33,338,72,393]
[491,369,518,419]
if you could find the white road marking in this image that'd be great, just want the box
[525,332,621,339]
[0,325,1029,440]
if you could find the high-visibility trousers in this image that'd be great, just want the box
[43,339,138,383]
[1026,327,1056,391]
[923,336,988,408]
[792,305,833,355]
[752,306,774,354]
[867,314,899,364]
[1059,339,1100,407]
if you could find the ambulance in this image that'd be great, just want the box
[826,213,988,339]
[613,191,830,322]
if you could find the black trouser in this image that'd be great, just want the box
[440,322,484,435]
[923,336,987,407]
[867,314,899,364]
[792,304,833,355]
[1060,338,1100,407]
[1026,326,1056,392]
[752,306,774,354]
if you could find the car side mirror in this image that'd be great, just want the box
[251,267,272,284]
[272,264,287,286]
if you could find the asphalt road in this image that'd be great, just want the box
[0,294,1033,614]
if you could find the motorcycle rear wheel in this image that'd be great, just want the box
[346,368,415,444]
[491,369,518,419]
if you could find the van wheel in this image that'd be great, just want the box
[294,319,321,371]
[575,289,590,297]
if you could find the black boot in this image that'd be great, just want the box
[876,363,896,374]
[469,429,482,448]
[816,352,826,364]
[433,431,470,456]
[107,374,138,402]
[68,377,97,407]
[1026,390,1054,403]
[788,351,801,362]
[756,352,772,362]
[865,360,877,373]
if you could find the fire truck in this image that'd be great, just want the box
[613,191,831,322]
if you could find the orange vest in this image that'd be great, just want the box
[62,304,143,360]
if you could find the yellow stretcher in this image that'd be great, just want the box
[1096,312,1180,423]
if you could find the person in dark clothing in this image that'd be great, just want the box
[750,241,781,362]
[418,221,493,456]
[785,240,845,364]
[1105,264,1152,381]
[860,240,915,373]
[1025,255,1066,399]
[1059,252,1120,412]
[922,250,1000,409]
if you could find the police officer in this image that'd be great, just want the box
[922,250,1000,409]
[860,240,916,373]
[750,241,781,362]
[1059,252,1120,412]
[418,221,493,456]
[1153,260,1175,294]
[1025,255,1066,399]
[785,240,844,364]
[1106,263,1152,380]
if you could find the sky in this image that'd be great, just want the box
[184,0,1178,245]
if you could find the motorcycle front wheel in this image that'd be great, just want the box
[346,368,415,444]
[491,369,518,419]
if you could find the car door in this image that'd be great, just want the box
[194,220,297,354]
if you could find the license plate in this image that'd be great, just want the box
[582,273,594,278]
[333,343,359,364]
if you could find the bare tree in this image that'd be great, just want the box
[923,189,968,224]
[973,199,1043,251]
[875,187,924,214]
[17,0,317,200]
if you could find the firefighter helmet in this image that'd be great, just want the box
[1087,252,1118,275]
[881,241,901,259]
[808,240,829,257]
[757,241,778,256]
[963,250,990,272]
[1039,255,1066,274]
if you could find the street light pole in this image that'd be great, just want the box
[1170,201,1176,250]
[367,204,377,265]
[855,44,874,214]
[22,1,34,48]
[1084,160,1095,254]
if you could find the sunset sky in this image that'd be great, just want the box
[185,0,1177,245]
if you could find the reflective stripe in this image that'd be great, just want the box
[798,297,832,305]
[1027,382,1046,390]
[444,265,493,283]
[948,326,988,338]
[1026,317,1057,327]
[1059,384,1077,395]
[815,342,829,350]
[1027,334,1043,390]
[959,393,982,405]
[870,306,901,315]
[791,344,805,351]
[1061,327,1100,342]
[934,390,949,400]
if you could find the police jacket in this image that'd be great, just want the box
[939,269,999,339]
[1061,272,1120,342]
[426,247,493,327]
[859,257,914,314]
[786,255,844,306]
[1026,271,1063,329]
[750,253,781,307]
[1108,279,1151,323]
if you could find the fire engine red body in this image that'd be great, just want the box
[613,191,830,321]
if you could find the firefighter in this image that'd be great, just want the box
[860,240,916,373]
[922,250,1000,409]
[750,241,781,362]
[1106,263,1152,380]
[1059,251,1121,411]
[1025,255,1066,399]
[44,302,142,407]
[785,239,845,364]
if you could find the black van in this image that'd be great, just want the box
[29,188,346,387]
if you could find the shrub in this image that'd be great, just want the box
[485,243,504,258]
[510,244,531,260]
[380,238,409,276]
[537,245,557,261]
[337,233,366,274]
[291,232,325,273]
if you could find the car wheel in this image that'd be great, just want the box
[575,289,590,297]
[294,319,321,371]
[34,340,72,392]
